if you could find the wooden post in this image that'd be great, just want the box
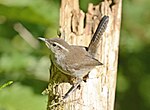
[47,0,122,110]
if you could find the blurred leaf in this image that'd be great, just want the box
[0,81,13,90]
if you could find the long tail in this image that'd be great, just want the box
[88,15,109,56]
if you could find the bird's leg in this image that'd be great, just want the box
[63,78,82,100]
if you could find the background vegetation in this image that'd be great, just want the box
[0,0,150,110]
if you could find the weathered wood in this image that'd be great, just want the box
[47,0,122,110]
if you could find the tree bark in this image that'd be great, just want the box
[47,0,122,110]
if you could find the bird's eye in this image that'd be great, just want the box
[52,43,56,47]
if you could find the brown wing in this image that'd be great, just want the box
[65,46,102,70]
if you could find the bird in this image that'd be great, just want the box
[39,15,109,99]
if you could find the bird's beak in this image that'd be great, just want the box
[38,37,51,48]
[38,37,47,42]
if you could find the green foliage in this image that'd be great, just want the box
[116,0,150,110]
[0,0,150,110]
[0,83,47,110]
[0,0,59,26]
[0,0,56,109]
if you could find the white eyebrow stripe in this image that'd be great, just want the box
[53,42,69,52]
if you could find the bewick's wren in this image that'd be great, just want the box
[38,37,102,78]
[39,15,109,99]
